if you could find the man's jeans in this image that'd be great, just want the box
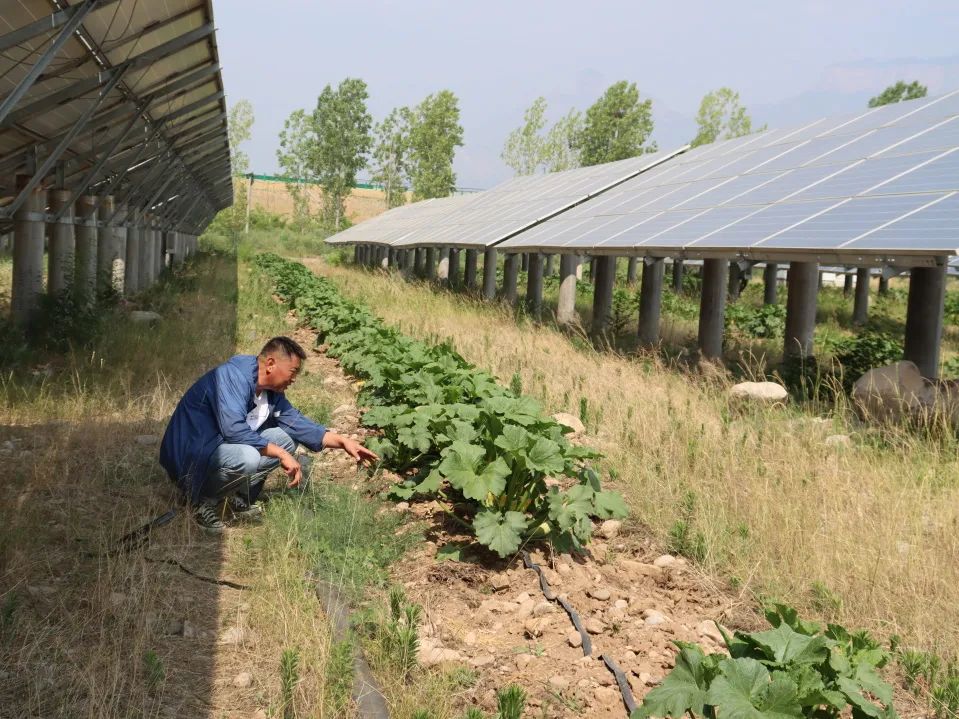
[201,426,296,503]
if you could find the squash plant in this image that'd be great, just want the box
[255,254,627,556]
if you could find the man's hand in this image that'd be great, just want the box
[322,431,379,467]
[280,453,303,488]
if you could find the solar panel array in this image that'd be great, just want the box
[388,148,685,249]
[499,91,959,265]
[325,194,476,246]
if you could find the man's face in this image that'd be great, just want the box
[264,354,301,392]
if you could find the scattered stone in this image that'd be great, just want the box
[395,501,410,511]
[515,599,536,620]
[584,618,605,635]
[419,646,463,666]
[824,434,851,447]
[587,587,611,601]
[253,711,268,719]
[556,562,573,575]
[490,573,510,591]
[331,404,353,416]
[134,434,159,446]
[469,653,495,667]
[597,672,615,687]
[595,686,621,705]
[232,672,253,688]
[552,412,585,434]
[163,618,185,636]
[548,675,570,692]
[219,627,245,645]
[532,601,555,617]
[640,672,655,686]
[479,598,514,613]
[614,599,629,610]
[463,631,477,646]
[567,631,583,648]
[598,519,622,539]
[182,620,199,639]
[852,361,930,423]
[109,592,127,608]
[620,559,662,578]
[644,610,668,626]
[524,617,552,637]
[238,603,251,613]
[129,310,162,323]
[729,381,789,403]
[515,592,531,604]
[591,543,609,563]
[653,554,677,568]
[697,620,725,644]
[515,654,534,670]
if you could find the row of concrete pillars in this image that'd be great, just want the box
[6,182,198,325]
[351,245,947,379]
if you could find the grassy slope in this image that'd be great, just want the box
[309,259,959,662]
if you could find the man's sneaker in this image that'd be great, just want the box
[193,501,226,533]
[229,495,264,520]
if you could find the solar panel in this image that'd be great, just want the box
[324,194,477,245]
[500,90,959,264]
[386,147,686,249]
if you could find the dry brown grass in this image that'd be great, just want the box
[0,257,344,718]
[309,260,959,659]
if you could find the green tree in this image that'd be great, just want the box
[691,87,753,147]
[406,90,464,199]
[577,81,655,166]
[276,108,315,230]
[544,108,583,172]
[502,97,548,176]
[311,77,373,230]
[868,80,928,107]
[227,99,254,235]
[371,108,410,209]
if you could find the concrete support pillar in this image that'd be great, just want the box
[575,256,583,280]
[783,261,819,360]
[413,248,423,277]
[698,258,728,360]
[544,254,555,277]
[449,248,461,288]
[11,176,45,324]
[379,246,389,270]
[482,248,497,300]
[763,263,779,305]
[521,253,529,272]
[173,231,185,267]
[48,189,75,296]
[638,257,665,347]
[140,220,154,289]
[437,247,450,281]
[557,254,579,326]
[626,256,638,285]
[97,196,124,294]
[672,259,684,294]
[74,195,98,302]
[843,272,853,298]
[852,267,870,326]
[591,256,616,338]
[904,265,947,379]
[153,223,163,280]
[353,245,360,264]
[124,223,140,294]
[465,249,478,290]
[425,247,437,280]
[526,252,544,318]
[503,253,520,303]
[588,256,596,284]
[879,275,889,296]
[387,248,397,268]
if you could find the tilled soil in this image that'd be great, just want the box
[298,322,761,719]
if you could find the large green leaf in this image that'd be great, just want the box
[705,658,802,719]
[494,424,530,454]
[748,623,831,665]
[473,510,528,557]
[593,489,628,519]
[525,437,566,474]
[635,643,714,718]
[439,443,509,501]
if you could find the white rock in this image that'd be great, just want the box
[653,554,677,568]
[129,310,162,323]
[532,601,555,617]
[587,587,611,601]
[552,412,585,434]
[469,653,495,667]
[697,620,725,644]
[419,646,463,666]
[851,361,932,422]
[490,573,510,591]
[463,631,477,646]
[109,592,127,608]
[644,610,668,626]
[614,599,629,610]
[515,654,534,670]
[568,631,583,648]
[182,620,199,638]
[548,675,570,692]
[584,618,605,635]
[332,404,353,416]
[598,519,622,539]
[729,381,788,403]
[515,599,536,620]
[595,686,621,705]
[232,671,253,688]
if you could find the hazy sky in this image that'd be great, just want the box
[213,1,959,189]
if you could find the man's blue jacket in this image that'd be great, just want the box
[160,355,327,502]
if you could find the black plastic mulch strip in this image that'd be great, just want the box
[601,652,638,714]
[521,550,592,656]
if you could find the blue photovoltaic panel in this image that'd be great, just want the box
[324,194,477,245]
[499,89,959,261]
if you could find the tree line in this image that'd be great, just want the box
[500,79,930,177]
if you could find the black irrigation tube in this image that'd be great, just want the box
[315,580,391,719]
[521,550,637,715]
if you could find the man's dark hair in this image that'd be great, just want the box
[259,336,307,362]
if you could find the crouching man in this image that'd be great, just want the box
[160,336,377,531]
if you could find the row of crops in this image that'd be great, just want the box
[254,253,627,557]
